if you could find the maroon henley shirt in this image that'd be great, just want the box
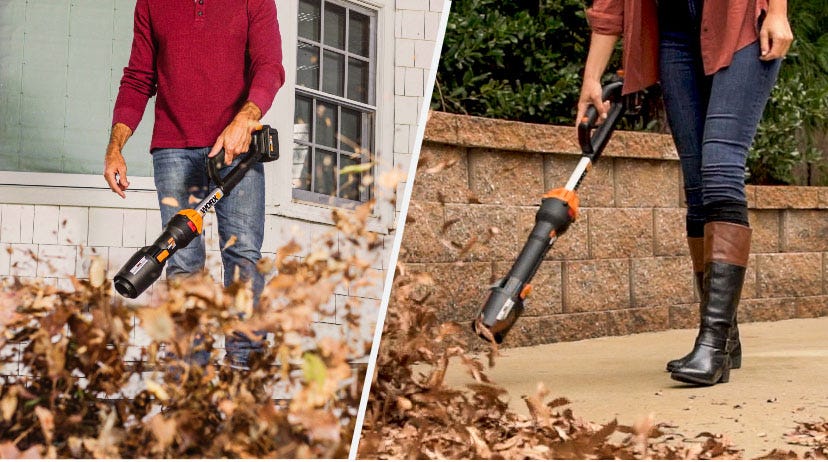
[112,0,285,150]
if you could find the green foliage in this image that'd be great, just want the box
[748,1,828,185]
[434,0,827,185]
[432,0,593,125]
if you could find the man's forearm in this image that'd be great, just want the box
[108,122,133,152]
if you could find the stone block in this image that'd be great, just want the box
[589,208,653,259]
[782,210,828,252]
[669,303,700,330]
[756,253,823,298]
[631,257,695,307]
[743,254,758,300]
[653,208,688,256]
[455,115,527,151]
[614,130,678,160]
[820,189,828,208]
[407,261,492,323]
[523,124,580,155]
[468,149,545,206]
[400,201,451,263]
[543,155,614,207]
[516,207,590,260]
[493,260,563,316]
[754,186,820,209]
[793,295,828,318]
[748,209,779,253]
[504,306,669,348]
[563,259,630,313]
[411,143,470,204]
[443,204,522,262]
[615,158,681,207]
[740,298,796,323]
[424,113,458,145]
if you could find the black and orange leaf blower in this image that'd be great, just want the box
[472,81,625,343]
[113,126,279,298]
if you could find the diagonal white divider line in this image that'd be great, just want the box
[348,2,452,458]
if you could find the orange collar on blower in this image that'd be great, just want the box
[176,209,203,234]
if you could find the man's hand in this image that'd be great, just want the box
[209,102,263,166]
[104,123,133,198]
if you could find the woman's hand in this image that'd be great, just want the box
[759,12,793,61]
[576,78,610,126]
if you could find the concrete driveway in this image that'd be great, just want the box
[444,316,828,458]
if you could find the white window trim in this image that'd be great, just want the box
[270,0,395,231]
[0,0,395,235]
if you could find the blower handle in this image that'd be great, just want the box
[577,81,625,161]
[208,125,279,193]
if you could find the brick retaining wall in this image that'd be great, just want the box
[401,111,828,349]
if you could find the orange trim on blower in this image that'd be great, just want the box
[519,284,532,300]
[176,209,203,234]
[157,250,170,262]
[542,188,580,219]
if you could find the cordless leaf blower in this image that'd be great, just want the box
[113,126,279,298]
[472,81,625,343]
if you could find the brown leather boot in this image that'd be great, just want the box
[666,236,742,372]
[671,222,750,385]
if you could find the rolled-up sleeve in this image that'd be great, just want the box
[586,0,624,36]
[112,0,157,132]
[246,0,285,116]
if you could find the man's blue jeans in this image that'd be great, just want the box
[659,34,781,236]
[152,147,266,366]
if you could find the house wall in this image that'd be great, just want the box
[0,0,448,368]
[404,111,828,349]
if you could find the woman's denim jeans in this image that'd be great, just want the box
[152,147,266,366]
[659,31,781,236]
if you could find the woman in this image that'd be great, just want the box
[577,0,792,385]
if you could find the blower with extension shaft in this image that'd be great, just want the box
[472,81,625,343]
[113,126,279,298]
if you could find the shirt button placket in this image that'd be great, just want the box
[196,0,205,19]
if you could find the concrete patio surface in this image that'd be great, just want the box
[444,316,828,458]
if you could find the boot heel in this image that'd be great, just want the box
[730,344,742,369]
[718,358,731,383]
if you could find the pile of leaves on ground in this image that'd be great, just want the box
[357,266,747,459]
[759,420,828,460]
[0,202,380,458]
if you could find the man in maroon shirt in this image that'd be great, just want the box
[103,0,285,367]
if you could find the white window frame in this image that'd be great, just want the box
[0,0,395,234]
[266,0,395,231]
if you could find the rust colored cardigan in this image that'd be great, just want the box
[587,0,768,94]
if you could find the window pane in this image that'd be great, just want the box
[297,42,319,89]
[292,143,312,191]
[338,153,362,201]
[323,3,346,49]
[294,95,313,142]
[298,0,320,41]
[313,149,336,196]
[347,58,369,104]
[315,101,337,148]
[348,11,370,57]
[340,108,361,153]
[322,50,345,97]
